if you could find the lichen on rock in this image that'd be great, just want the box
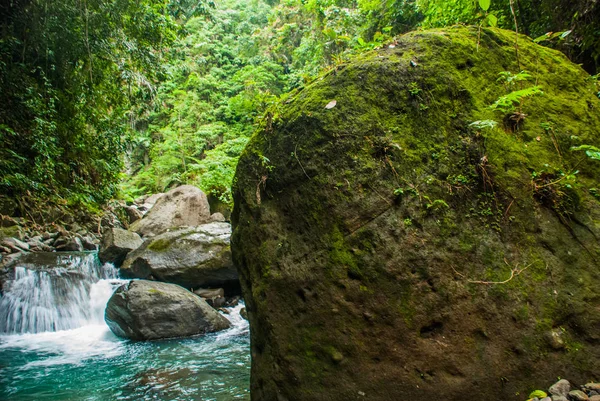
[231,27,600,401]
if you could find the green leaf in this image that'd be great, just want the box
[571,145,600,161]
[489,86,544,112]
[478,0,491,11]
[529,390,548,398]
[470,120,498,129]
[560,30,572,39]
[486,14,498,27]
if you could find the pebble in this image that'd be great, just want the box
[588,396,600,401]
[550,380,571,397]
[569,390,589,401]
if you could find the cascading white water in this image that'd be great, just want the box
[0,253,120,334]
[0,251,250,401]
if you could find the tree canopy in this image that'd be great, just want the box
[1,0,598,214]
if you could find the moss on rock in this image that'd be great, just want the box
[232,26,600,401]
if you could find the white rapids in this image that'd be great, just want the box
[0,252,122,334]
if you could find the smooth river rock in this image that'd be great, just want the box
[99,227,143,267]
[129,185,211,237]
[105,280,230,341]
[120,222,238,291]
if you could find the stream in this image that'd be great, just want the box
[0,252,250,401]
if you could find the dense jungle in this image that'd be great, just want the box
[1,0,599,400]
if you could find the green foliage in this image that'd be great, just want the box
[0,0,187,212]
[123,0,282,203]
[489,71,543,114]
[479,0,491,12]
[533,30,572,44]
[571,145,600,161]
[187,137,251,203]
[528,390,548,399]
[470,120,498,130]
[417,0,599,74]
[489,86,544,113]
[417,0,480,28]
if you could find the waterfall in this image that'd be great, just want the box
[0,252,120,334]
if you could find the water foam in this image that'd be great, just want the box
[0,253,119,334]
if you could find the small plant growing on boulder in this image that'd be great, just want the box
[571,144,600,161]
[489,71,544,131]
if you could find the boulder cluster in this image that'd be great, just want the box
[0,216,98,256]
[99,185,243,341]
[0,184,244,341]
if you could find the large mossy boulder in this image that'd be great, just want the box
[105,280,231,341]
[129,185,211,237]
[120,222,239,291]
[231,27,600,401]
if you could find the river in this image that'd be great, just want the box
[0,252,250,400]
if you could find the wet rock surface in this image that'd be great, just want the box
[104,280,231,341]
[98,227,143,267]
[121,222,238,291]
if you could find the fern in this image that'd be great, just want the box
[489,86,544,113]
[470,120,498,130]
[497,71,533,86]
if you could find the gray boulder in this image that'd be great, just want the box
[230,26,600,401]
[124,206,143,224]
[194,288,225,299]
[99,227,143,266]
[138,193,164,214]
[209,212,226,222]
[55,236,83,252]
[104,280,230,340]
[129,185,211,237]
[1,237,29,252]
[120,222,238,290]
[79,235,98,251]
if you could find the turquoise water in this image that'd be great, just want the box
[0,253,250,401]
[0,304,250,401]
[0,308,250,401]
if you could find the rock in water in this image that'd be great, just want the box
[129,185,211,237]
[104,280,230,340]
[99,227,143,266]
[231,27,600,401]
[120,222,238,290]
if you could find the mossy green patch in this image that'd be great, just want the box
[147,238,173,252]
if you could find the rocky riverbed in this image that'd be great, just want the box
[0,186,250,399]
